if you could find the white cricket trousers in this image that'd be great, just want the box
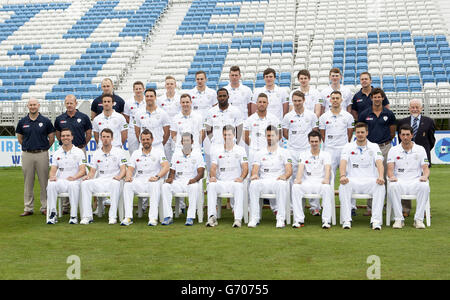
[46,179,81,220]
[127,129,139,155]
[81,178,121,220]
[324,146,342,175]
[207,181,244,221]
[291,181,333,224]
[388,179,429,222]
[339,177,385,224]
[249,179,288,222]
[162,180,200,219]
[164,137,174,165]
[123,178,162,220]
[289,148,321,211]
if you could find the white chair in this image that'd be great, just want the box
[173,177,206,223]
[93,180,125,221]
[215,179,249,224]
[55,192,68,218]
[257,183,291,225]
[135,192,165,223]
[386,195,431,227]
[342,193,373,224]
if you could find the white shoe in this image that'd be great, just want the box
[206,215,218,227]
[232,220,241,228]
[80,217,92,225]
[69,217,78,225]
[276,220,285,228]
[46,218,56,225]
[47,212,57,224]
[322,222,331,229]
[148,219,157,226]
[120,218,133,226]
[248,220,259,228]
[342,221,351,229]
[392,220,404,229]
[414,219,426,229]
[108,218,117,225]
[372,222,382,230]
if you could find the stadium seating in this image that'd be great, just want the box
[0,0,449,120]
[0,0,169,102]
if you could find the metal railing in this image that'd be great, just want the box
[1,92,450,128]
[386,92,450,119]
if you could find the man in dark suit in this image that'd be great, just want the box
[397,98,436,216]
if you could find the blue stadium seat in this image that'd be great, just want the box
[382,83,395,92]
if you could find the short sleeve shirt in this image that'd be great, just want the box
[341,141,383,178]
[253,147,292,180]
[282,109,318,151]
[387,143,429,180]
[187,87,217,120]
[319,110,354,149]
[211,145,248,181]
[351,87,390,114]
[91,94,125,115]
[170,149,205,181]
[157,91,181,119]
[51,146,86,179]
[298,150,332,181]
[54,110,92,147]
[89,147,127,178]
[358,107,396,144]
[123,99,145,133]
[135,107,170,146]
[128,148,167,179]
[171,111,204,150]
[251,85,289,120]
[319,85,353,112]
[92,111,128,148]
[224,83,253,117]
[16,113,56,151]
[204,104,243,145]
[289,87,321,112]
[244,112,281,152]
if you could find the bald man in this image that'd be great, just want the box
[90,78,126,120]
[54,94,92,214]
[16,98,56,216]
[55,95,92,152]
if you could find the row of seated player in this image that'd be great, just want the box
[45,125,429,230]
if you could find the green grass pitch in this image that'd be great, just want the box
[0,166,449,280]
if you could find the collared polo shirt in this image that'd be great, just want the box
[54,110,92,147]
[351,86,390,114]
[91,93,126,115]
[358,107,396,144]
[16,113,55,151]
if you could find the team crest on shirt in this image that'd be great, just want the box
[383,116,388,121]
[77,118,81,123]
[39,122,43,127]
